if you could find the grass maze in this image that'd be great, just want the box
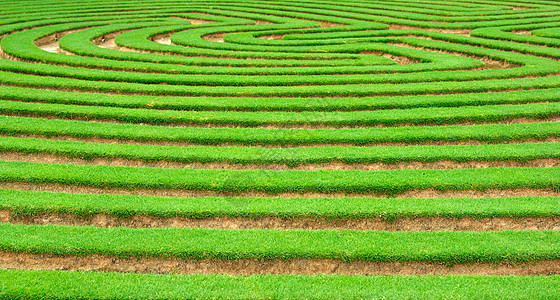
[0,0,560,298]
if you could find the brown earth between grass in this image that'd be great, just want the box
[388,24,471,36]
[359,50,420,64]
[512,30,533,35]
[1,210,558,231]
[201,32,226,42]
[1,252,558,276]
[257,34,286,40]
[169,17,215,25]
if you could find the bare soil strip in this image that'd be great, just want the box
[388,24,471,36]
[1,210,558,231]
[202,33,226,42]
[311,20,345,28]
[511,30,533,35]
[1,182,559,199]
[1,152,559,171]
[258,34,286,40]
[254,20,276,25]
[151,33,173,45]
[169,17,215,25]
[1,252,558,276]
[359,50,420,64]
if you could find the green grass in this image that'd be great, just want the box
[5,69,560,96]
[1,160,559,195]
[1,223,560,262]
[2,116,559,145]
[1,270,559,299]
[3,100,559,127]
[4,85,560,111]
[2,189,559,219]
[1,137,559,166]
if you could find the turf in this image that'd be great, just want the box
[2,189,560,219]
[0,270,558,300]
[1,160,559,195]
[2,136,560,165]
[2,116,559,145]
[1,223,559,262]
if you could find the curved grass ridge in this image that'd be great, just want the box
[0,270,558,300]
[3,85,560,111]
[6,70,560,96]
[1,270,558,299]
[5,5,560,98]
[2,100,560,127]
[1,223,559,262]
[2,116,559,145]
[1,137,559,165]
[1,160,559,195]
[2,189,560,219]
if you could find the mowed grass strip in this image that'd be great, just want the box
[5,70,560,96]
[0,160,559,195]
[1,137,559,166]
[1,270,559,300]
[1,116,559,145]
[2,100,560,127]
[4,85,560,111]
[1,223,559,262]
[2,189,559,219]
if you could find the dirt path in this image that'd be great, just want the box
[1,251,558,276]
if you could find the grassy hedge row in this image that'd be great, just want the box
[1,116,558,145]
[1,137,559,166]
[1,223,559,262]
[2,100,559,127]
[2,189,559,219]
[2,270,558,299]
[4,69,560,96]
[4,85,560,111]
[4,86,560,111]
[1,160,559,195]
